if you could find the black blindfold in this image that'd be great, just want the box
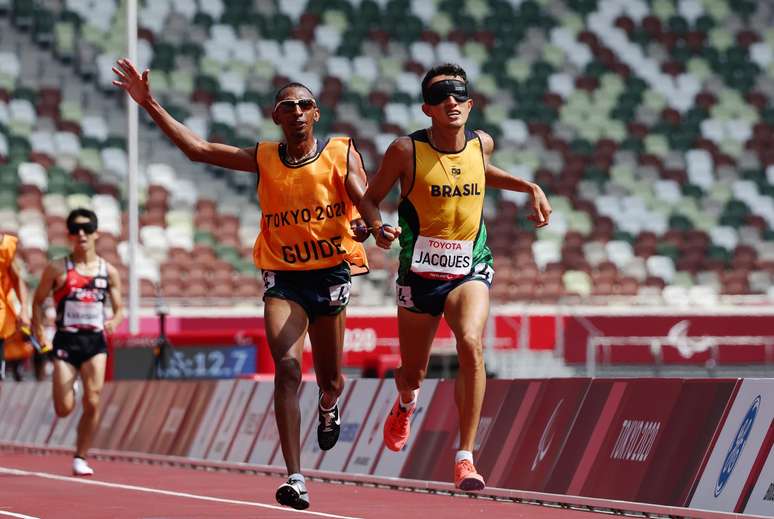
[422,79,469,105]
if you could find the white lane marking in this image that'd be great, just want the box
[0,467,363,519]
[0,511,42,519]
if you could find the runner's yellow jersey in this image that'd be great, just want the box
[0,234,19,338]
[398,129,492,280]
[252,137,368,274]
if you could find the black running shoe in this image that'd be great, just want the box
[317,392,341,451]
[276,477,309,510]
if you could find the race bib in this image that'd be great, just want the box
[262,271,276,289]
[410,235,473,278]
[63,301,104,329]
[396,284,414,308]
[329,282,351,307]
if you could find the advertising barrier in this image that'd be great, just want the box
[318,378,382,473]
[639,379,738,505]
[744,421,774,516]
[500,378,591,492]
[206,379,256,461]
[3,376,772,516]
[575,379,684,500]
[170,380,216,457]
[372,379,438,477]
[343,380,397,475]
[477,379,536,487]
[690,379,774,513]
[225,381,273,463]
[152,381,198,454]
[187,380,236,459]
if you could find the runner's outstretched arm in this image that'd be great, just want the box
[358,137,411,248]
[103,264,124,334]
[476,130,552,228]
[345,145,370,242]
[31,261,59,351]
[112,58,256,173]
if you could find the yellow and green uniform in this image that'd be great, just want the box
[396,129,494,315]
[253,137,368,319]
[398,128,493,279]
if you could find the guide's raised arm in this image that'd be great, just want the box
[112,58,256,173]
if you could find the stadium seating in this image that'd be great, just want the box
[2,0,774,306]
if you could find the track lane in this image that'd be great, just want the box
[1,453,598,519]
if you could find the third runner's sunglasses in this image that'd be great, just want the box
[273,98,317,113]
[67,221,97,235]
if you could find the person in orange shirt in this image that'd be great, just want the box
[113,58,369,510]
[0,233,30,381]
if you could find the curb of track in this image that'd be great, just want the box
[0,441,765,519]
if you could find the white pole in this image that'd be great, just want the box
[126,0,139,334]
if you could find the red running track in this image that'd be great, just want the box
[0,452,600,519]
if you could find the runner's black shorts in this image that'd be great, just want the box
[262,263,352,322]
[396,263,495,316]
[53,330,108,369]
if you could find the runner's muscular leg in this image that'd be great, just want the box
[76,352,107,458]
[307,311,345,409]
[395,307,441,403]
[265,297,309,475]
[444,281,489,452]
[52,359,78,417]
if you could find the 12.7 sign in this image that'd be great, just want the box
[159,346,256,379]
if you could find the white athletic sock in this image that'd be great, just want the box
[289,472,305,483]
[399,390,418,410]
[455,450,473,463]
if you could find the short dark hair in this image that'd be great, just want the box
[421,63,468,95]
[66,208,98,228]
[274,82,315,103]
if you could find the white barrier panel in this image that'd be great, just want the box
[372,379,438,477]
[32,389,57,445]
[318,379,382,472]
[299,382,355,470]
[0,382,19,427]
[206,380,256,460]
[295,381,335,469]
[247,387,280,466]
[744,425,774,516]
[0,383,36,441]
[48,396,82,447]
[187,380,236,459]
[344,380,397,474]
[0,383,21,438]
[15,382,52,442]
[690,379,774,512]
[226,381,273,463]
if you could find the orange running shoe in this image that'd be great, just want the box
[454,459,485,491]
[383,397,415,451]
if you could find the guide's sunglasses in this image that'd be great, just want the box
[423,80,469,106]
[273,98,317,113]
[67,221,97,235]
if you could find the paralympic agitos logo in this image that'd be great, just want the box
[714,395,761,497]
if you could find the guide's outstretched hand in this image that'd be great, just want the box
[112,58,151,106]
